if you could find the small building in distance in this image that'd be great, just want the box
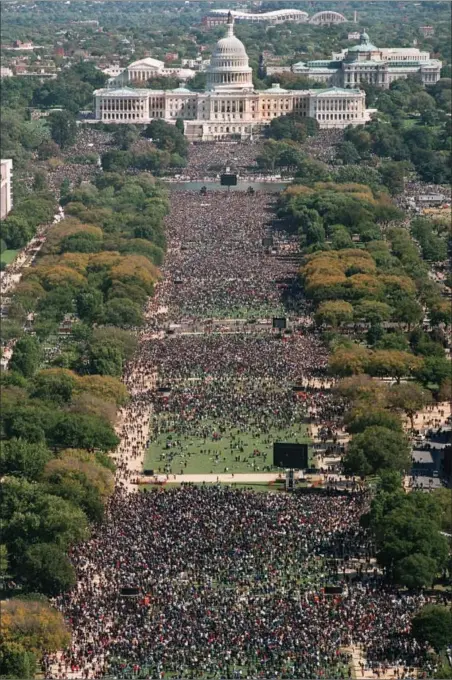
[293,31,442,87]
[419,26,434,38]
[0,159,13,220]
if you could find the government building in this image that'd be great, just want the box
[93,15,372,140]
[292,31,442,87]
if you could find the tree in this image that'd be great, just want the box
[345,409,403,434]
[1,598,70,655]
[414,355,450,387]
[48,110,77,149]
[2,478,90,561]
[328,345,369,377]
[46,413,119,451]
[375,498,448,587]
[336,141,361,165]
[20,544,76,596]
[31,368,77,404]
[330,225,353,250]
[354,300,392,325]
[391,296,423,329]
[1,214,34,249]
[315,300,353,328]
[76,288,104,323]
[343,426,411,476]
[112,124,139,150]
[77,374,129,405]
[394,553,441,590]
[88,341,124,377]
[103,297,143,328]
[0,641,36,679]
[335,374,388,409]
[9,336,42,378]
[142,119,187,157]
[367,350,423,381]
[31,168,48,192]
[432,488,452,534]
[0,439,52,480]
[379,161,409,195]
[387,382,432,430]
[412,605,452,653]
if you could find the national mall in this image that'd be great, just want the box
[92,14,440,141]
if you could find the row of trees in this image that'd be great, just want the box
[2,173,169,344]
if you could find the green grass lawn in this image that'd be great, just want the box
[0,249,18,264]
[144,421,310,475]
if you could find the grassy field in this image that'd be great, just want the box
[0,249,18,264]
[144,422,310,475]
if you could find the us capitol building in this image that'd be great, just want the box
[93,14,372,140]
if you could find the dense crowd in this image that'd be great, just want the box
[186,142,263,177]
[44,486,430,680]
[41,144,435,679]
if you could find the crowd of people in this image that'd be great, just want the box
[184,142,263,178]
[41,142,436,679]
[44,486,431,680]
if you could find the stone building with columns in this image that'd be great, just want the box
[292,31,442,87]
[93,15,373,140]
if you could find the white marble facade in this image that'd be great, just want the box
[93,16,373,140]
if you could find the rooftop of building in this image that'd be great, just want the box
[127,56,165,69]
[210,8,308,19]
[314,87,363,95]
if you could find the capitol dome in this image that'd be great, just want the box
[212,33,248,59]
[206,13,253,91]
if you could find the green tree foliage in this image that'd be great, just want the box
[103,297,143,328]
[87,340,124,377]
[354,300,392,324]
[31,368,77,404]
[0,439,52,480]
[1,478,90,567]
[9,336,42,378]
[387,382,432,430]
[112,124,139,150]
[265,113,318,143]
[345,409,403,434]
[329,345,369,377]
[412,606,452,653]
[48,110,77,149]
[315,300,353,328]
[21,544,76,596]
[343,426,411,476]
[142,119,188,157]
[368,487,448,588]
[0,641,36,679]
